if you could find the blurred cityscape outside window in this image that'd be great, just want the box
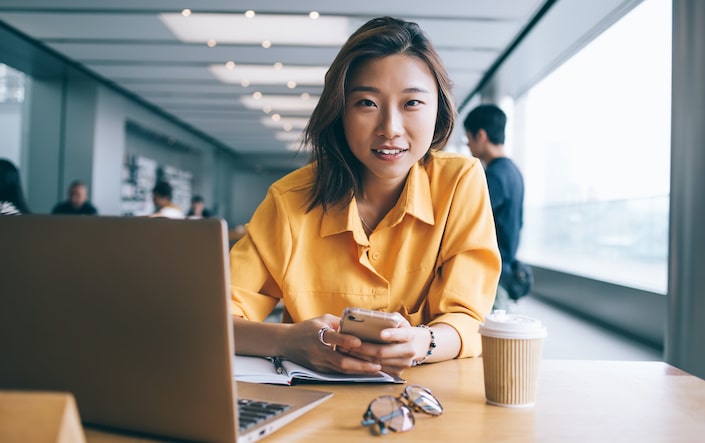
[514,0,671,293]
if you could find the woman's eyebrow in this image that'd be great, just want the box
[347,85,432,93]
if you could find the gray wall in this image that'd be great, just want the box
[666,0,705,380]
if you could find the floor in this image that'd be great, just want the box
[512,296,663,361]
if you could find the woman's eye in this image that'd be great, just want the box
[358,99,376,107]
[406,99,422,107]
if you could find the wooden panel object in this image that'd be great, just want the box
[0,391,86,443]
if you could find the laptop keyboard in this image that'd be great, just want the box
[238,398,291,431]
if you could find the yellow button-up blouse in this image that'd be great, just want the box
[230,151,501,357]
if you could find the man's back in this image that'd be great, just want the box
[485,157,524,272]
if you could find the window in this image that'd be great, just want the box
[515,0,671,293]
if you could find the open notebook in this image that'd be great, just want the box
[235,355,404,385]
[0,215,331,443]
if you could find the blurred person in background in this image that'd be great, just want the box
[52,180,98,215]
[0,158,30,215]
[150,180,185,219]
[464,104,529,310]
[187,195,212,219]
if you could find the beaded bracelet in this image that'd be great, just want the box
[411,324,436,366]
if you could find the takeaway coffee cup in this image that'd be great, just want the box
[478,310,547,407]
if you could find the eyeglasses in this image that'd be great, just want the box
[361,384,443,435]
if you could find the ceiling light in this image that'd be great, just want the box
[262,40,272,49]
[252,91,262,99]
[207,39,217,47]
[210,64,327,86]
[241,95,319,112]
[244,10,255,19]
[271,114,281,121]
[241,79,250,87]
[287,81,297,89]
[225,61,235,69]
[262,105,272,113]
[286,142,303,152]
[160,13,352,46]
[309,11,320,20]
[260,117,309,129]
[273,62,283,70]
[301,92,310,100]
[275,131,302,142]
[181,9,192,17]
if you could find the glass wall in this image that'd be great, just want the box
[515,0,672,293]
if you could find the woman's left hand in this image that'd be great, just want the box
[339,323,432,377]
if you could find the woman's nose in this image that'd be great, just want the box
[378,107,403,139]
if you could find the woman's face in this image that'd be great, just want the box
[343,54,438,187]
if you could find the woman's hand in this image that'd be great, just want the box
[280,314,386,375]
[338,323,433,376]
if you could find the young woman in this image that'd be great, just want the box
[229,17,500,377]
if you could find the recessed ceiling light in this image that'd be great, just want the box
[262,105,272,113]
[262,40,272,49]
[252,91,262,99]
[181,9,192,17]
[210,64,326,86]
[207,39,217,47]
[241,79,250,87]
[287,81,297,89]
[260,117,309,129]
[273,62,283,70]
[275,131,302,142]
[244,10,255,19]
[309,11,320,20]
[301,93,310,100]
[272,114,281,121]
[225,61,236,69]
[241,95,319,112]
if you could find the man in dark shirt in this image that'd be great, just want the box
[464,104,525,309]
[52,180,98,215]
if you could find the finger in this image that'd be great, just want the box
[379,327,413,343]
[326,331,363,350]
[334,354,383,374]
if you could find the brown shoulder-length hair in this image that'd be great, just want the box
[302,16,456,212]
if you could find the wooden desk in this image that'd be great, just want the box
[86,359,705,442]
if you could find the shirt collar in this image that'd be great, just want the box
[320,161,435,240]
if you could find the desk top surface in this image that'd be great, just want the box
[85,359,705,443]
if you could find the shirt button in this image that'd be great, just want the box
[371,252,380,260]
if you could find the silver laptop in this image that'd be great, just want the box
[0,215,331,443]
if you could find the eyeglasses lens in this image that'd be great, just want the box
[404,385,444,416]
[368,395,415,433]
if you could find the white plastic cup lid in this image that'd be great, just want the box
[478,310,548,339]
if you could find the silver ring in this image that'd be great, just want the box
[318,326,334,348]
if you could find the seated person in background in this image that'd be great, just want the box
[0,158,31,215]
[229,17,500,378]
[52,180,98,215]
[187,195,211,219]
[150,180,185,219]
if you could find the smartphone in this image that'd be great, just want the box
[339,307,404,343]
